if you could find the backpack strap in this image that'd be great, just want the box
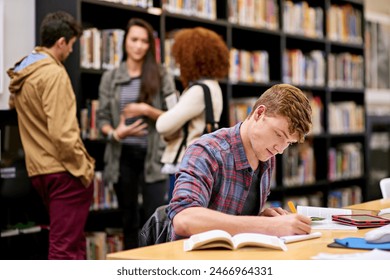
[172,120,189,164]
[192,82,218,133]
[172,82,218,164]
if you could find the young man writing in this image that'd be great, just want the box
[167,84,313,240]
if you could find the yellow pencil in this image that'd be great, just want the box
[288,201,297,213]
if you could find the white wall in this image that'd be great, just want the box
[366,0,390,16]
[0,0,35,109]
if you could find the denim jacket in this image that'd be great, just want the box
[97,62,176,183]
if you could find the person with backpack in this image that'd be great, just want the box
[156,27,230,200]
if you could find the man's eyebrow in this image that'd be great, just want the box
[278,128,297,143]
[277,128,289,139]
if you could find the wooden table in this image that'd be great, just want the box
[345,198,390,212]
[107,199,390,260]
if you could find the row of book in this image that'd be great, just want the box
[283,1,323,38]
[328,53,364,89]
[229,48,269,83]
[80,27,162,70]
[86,228,124,259]
[100,1,361,45]
[80,99,100,140]
[283,49,325,87]
[252,141,363,189]
[327,186,362,208]
[267,186,362,209]
[80,28,124,70]
[282,142,315,187]
[98,0,153,8]
[328,142,363,181]
[228,98,255,126]
[163,37,180,77]
[90,171,119,211]
[327,4,363,44]
[166,43,362,90]
[308,92,324,135]
[228,0,279,30]
[162,0,216,20]
[158,1,361,46]
[283,50,364,89]
[328,101,365,134]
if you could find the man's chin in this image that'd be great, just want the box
[259,156,269,162]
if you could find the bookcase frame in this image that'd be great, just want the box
[35,0,367,209]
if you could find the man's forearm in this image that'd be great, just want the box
[172,207,267,237]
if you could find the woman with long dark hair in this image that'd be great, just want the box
[97,18,176,249]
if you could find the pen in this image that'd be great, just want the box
[288,201,297,213]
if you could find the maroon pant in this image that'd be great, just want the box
[31,172,93,260]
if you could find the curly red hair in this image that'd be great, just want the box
[171,27,230,88]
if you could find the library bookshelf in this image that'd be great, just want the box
[34,0,367,255]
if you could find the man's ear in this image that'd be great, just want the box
[56,37,67,48]
[254,105,266,121]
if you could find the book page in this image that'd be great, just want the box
[311,220,357,230]
[378,208,390,217]
[312,248,390,260]
[232,233,287,251]
[192,241,234,250]
[297,205,352,219]
[183,230,233,251]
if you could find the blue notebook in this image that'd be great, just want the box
[334,237,390,250]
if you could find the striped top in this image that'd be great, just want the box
[119,77,147,148]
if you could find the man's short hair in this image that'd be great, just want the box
[40,11,82,48]
[250,84,312,142]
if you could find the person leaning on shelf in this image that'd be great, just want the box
[96,18,176,249]
[7,11,95,259]
[167,84,313,241]
[156,27,230,201]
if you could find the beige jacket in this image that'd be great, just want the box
[7,47,95,187]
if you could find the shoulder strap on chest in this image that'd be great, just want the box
[172,82,218,164]
[192,82,218,133]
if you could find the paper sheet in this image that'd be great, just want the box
[312,249,390,260]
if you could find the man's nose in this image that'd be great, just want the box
[274,143,289,154]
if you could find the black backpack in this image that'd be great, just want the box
[138,205,171,247]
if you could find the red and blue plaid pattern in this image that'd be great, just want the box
[167,123,275,240]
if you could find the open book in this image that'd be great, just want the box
[378,208,390,219]
[183,230,322,252]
